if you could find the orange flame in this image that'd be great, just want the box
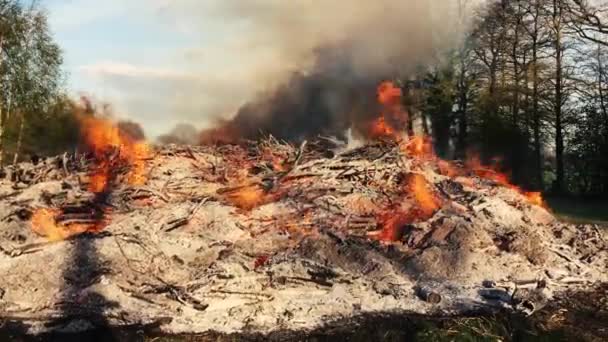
[31,112,151,241]
[377,81,403,106]
[410,174,440,216]
[401,135,433,157]
[368,212,412,242]
[466,155,545,206]
[369,174,441,242]
[224,184,268,210]
[368,81,408,140]
[369,116,396,139]
[30,209,103,242]
[437,160,459,178]
[524,191,544,206]
[79,115,150,193]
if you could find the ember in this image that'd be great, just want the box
[222,183,268,210]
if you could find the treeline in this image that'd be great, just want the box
[414,0,608,196]
[0,0,80,164]
[0,1,146,166]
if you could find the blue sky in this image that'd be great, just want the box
[45,0,263,138]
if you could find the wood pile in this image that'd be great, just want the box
[0,138,605,335]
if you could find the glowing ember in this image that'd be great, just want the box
[368,212,412,242]
[224,184,268,210]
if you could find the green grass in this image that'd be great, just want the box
[545,196,608,225]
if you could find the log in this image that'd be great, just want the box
[415,287,442,304]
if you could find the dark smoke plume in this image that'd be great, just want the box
[199,0,469,143]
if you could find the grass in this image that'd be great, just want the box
[544,196,608,225]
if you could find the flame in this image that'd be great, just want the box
[437,160,459,177]
[224,184,268,210]
[377,81,403,106]
[465,155,545,206]
[524,191,544,206]
[368,212,412,242]
[410,174,440,216]
[369,116,396,139]
[367,81,408,140]
[31,111,151,241]
[401,135,433,157]
[261,147,287,172]
[31,209,94,242]
[79,115,150,193]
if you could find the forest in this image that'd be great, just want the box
[1,0,608,198]
[418,0,608,196]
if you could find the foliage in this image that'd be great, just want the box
[0,0,66,164]
[413,0,608,196]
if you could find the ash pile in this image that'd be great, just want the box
[0,135,606,336]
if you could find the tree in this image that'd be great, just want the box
[0,1,62,165]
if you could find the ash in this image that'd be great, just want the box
[0,138,605,335]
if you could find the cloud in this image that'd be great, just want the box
[74,61,250,136]
[57,0,481,138]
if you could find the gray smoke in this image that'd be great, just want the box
[195,0,472,142]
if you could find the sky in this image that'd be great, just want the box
[45,0,270,138]
[44,0,479,139]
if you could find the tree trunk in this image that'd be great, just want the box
[455,0,468,160]
[510,3,522,182]
[13,112,25,165]
[457,59,468,160]
[0,36,4,167]
[596,44,608,195]
[553,0,565,193]
[532,46,543,189]
[529,0,544,190]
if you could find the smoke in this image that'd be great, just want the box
[195,0,469,142]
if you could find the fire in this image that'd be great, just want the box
[409,174,440,216]
[369,116,396,139]
[369,212,412,241]
[465,155,545,206]
[223,184,268,210]
[524,191,544,206]
[369,174,441,242]
[402,135,433,157]
[261,147,287,172]
[437,160,459,178]
[31,209,92,242]
[79,114,150,193]
[31,109,151,241]
[367,81,408,140]
[377,81,403,106]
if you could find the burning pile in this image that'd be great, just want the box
[0,83,605,336]
[30,114,150,241]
